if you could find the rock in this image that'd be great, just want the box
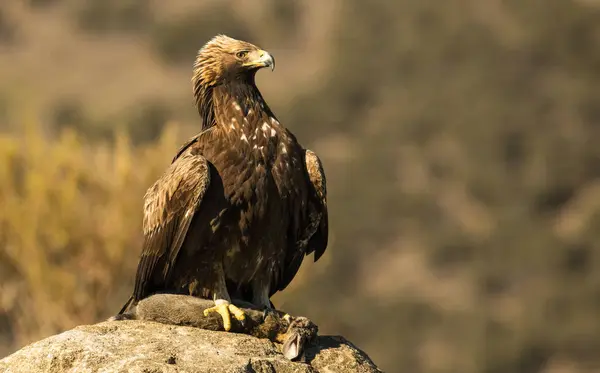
[0,320,382,373]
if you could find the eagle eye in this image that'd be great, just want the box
[236,50,248,59]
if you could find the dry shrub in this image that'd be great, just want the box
[0,121,181,353]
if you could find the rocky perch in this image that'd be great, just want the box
[0,319,382,373]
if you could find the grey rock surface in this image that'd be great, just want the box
[0,320,382,373]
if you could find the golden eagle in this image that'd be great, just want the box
[119,35,328,331]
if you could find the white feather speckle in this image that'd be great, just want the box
[261,122,270,133]
[270,117,279,125]
[233,102,241,111]
[281,144,287,154]
[270,128,276,137]
[240,134,248,142]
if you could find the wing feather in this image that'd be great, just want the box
[304,149,328,261]
[133,151,211,300]
[274,149,329,294]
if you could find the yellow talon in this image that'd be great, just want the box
[203,302,246,331]
[229,304,246,322]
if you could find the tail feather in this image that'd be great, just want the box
[118,296,135,315]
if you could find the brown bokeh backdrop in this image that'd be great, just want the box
[1,1,600,372]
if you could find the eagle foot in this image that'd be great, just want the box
[261,307,280,322]
[203,302,246,331]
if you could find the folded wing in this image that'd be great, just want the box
[133,151,212,301]
[274,149,329,294]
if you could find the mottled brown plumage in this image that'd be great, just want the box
[119,35,328,327]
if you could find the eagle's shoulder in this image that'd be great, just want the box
[304,149,326,200]
[171,126,218,163]
[143,149,210,236]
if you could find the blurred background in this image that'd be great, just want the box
[1,1,600,372]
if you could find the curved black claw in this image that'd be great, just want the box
[108,313,135,321]
[262,306,278,322]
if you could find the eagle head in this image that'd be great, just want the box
[192,35,275,128]
[193,35,274,88]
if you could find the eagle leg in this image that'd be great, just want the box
[252,279,276,321]
[202,263,246,331]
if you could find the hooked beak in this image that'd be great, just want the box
[245,50,275,71]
